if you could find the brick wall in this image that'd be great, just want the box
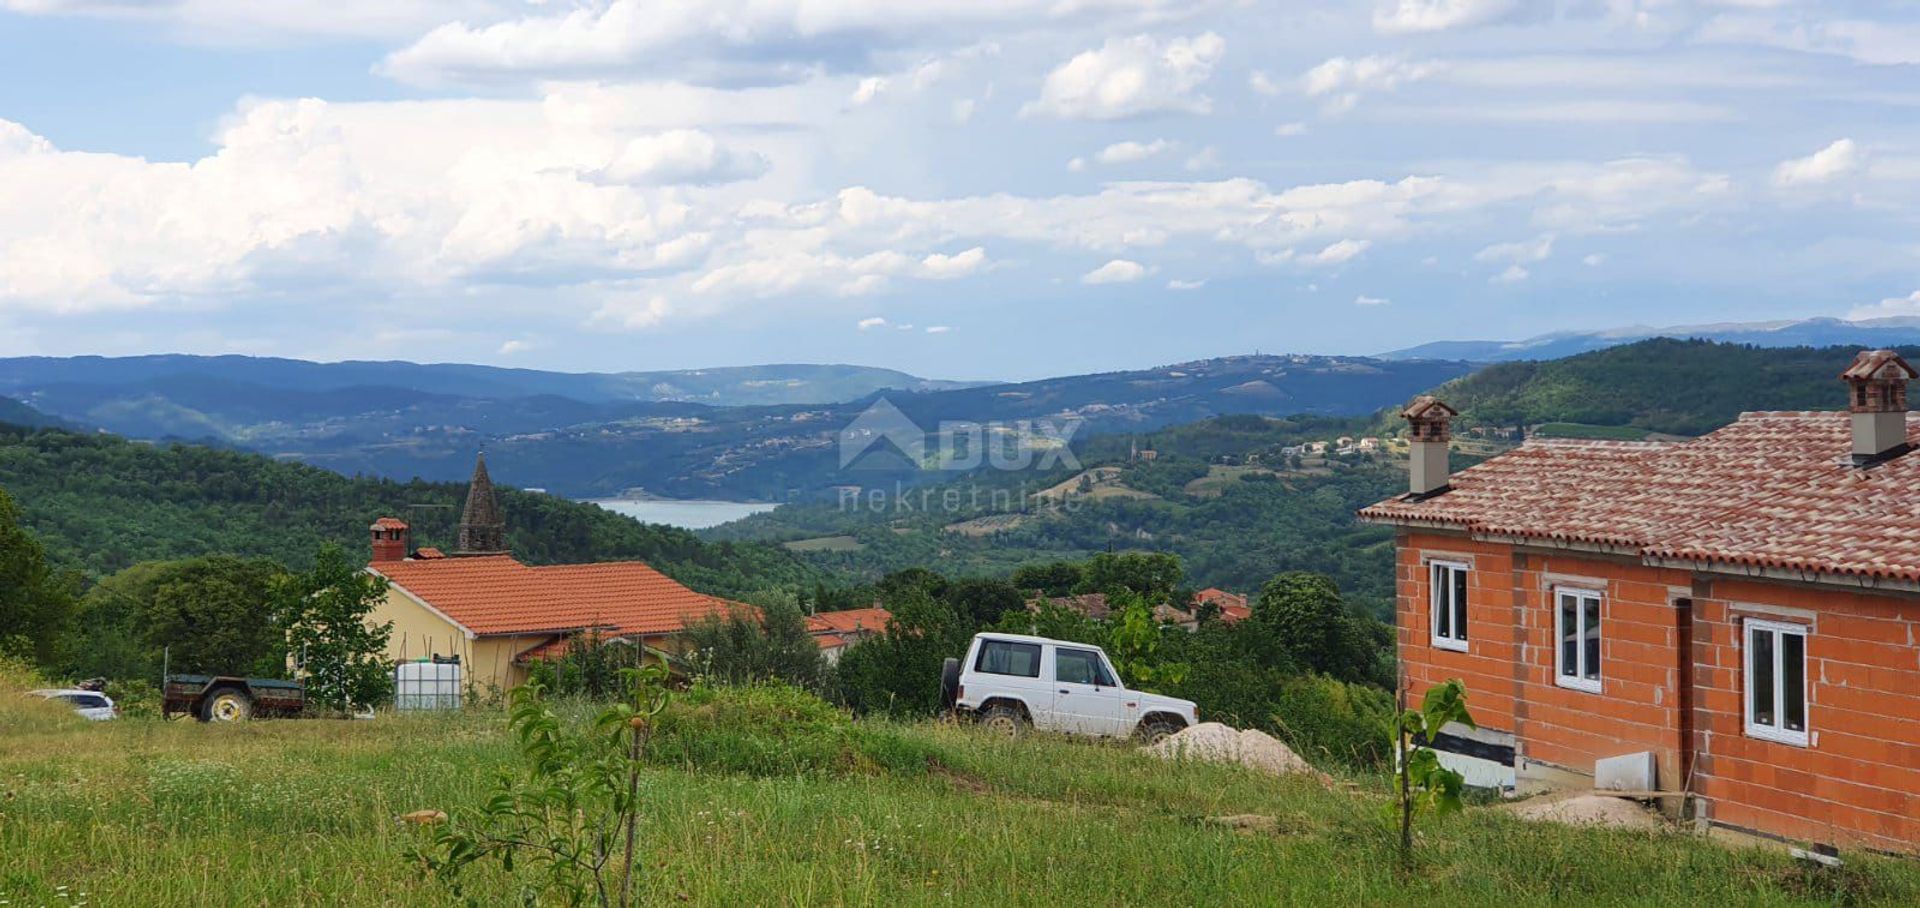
[1395,530,1920,852]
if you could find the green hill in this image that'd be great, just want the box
[0,396,68,430]
[1414,338,1911,436]
[0,426,824,600]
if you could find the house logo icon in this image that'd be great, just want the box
[839,398,929,470]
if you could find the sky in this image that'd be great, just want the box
[3,1,1920,381]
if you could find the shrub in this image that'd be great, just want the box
[646,683,935,778]
[1269,675,1395,768]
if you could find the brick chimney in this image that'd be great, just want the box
[1842,349,1917,465]
[370,516,411,563]
[1402,395,1459,496]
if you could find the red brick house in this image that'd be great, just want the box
[1360,351,1920,854]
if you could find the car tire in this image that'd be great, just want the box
[200,687,253,723]
[1137,717,1182,745]
[978,702,1028,739]
[939,658,961,711]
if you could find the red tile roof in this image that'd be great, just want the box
[1360,412,1920,584]
[1193,588,1252,622]
[372,517,410,530]
[370,554,732,637]
[414,547,446,560]
[804,607,891,636]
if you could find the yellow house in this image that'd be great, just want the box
[363,454,737,693]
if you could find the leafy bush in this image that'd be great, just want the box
[1269,675,1395,768]
[647,683,935,778]
[681,602,829,693]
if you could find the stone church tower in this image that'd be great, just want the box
[456,452,508,555]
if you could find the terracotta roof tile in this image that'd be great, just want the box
[804,607,891,635]
[370,554,731,637]
[1360,412,1920,583]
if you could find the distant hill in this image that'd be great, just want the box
[0,396,67,430]
[1381,316,1920,363]
[0,355,983,410]
[0,425,825,599]
[0,353,1474,499]
[1405,337,1913,436]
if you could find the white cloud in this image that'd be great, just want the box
[1024,32,1226,120]
[382,0,1191,86]
[1475,234,1554,264]
[1308,238,1370,265]
[1354,294,1389,306]
[1698,14,1920,66]
[1849,290,1920,320]
[1184,147,1219,171]
[857,316,888,330]
[925,325,952,333]
[1096,139,1176,165]
[1490,264,1529,283]
[1301,56,1441,112]
[920,247,988,278]
[1372,0,1522,35]
[1083,259,1149,284]
[1583,253,1606,267]
[1067,157,1088,172]
[594,129,770,185]
[1774,139,1862,187]
[1274,122,1309,137]
[498,338,531,354]
[1,0,505,42]
[1249,70,1283,96]
[1167,278,1206,290]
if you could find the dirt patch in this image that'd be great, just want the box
[1145,722,1330,783]
[1504,793,1669,831]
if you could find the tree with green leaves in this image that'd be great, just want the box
[1253,571,1379,684]
[279,543,394,711]
[1009,561,1082,597]
[682,601,828,692]
[140,556,289,677]
[0,487,77,667]
[1395,678,1475,873]
[1103,593,1189,691]
[1077,551,1183,603]
[833,587,968,716]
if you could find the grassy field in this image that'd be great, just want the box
[4,682,1918,907]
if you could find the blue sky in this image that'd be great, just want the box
[3,1,1920,381]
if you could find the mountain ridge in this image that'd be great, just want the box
[1380,316,1920,363]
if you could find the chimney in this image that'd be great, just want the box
[370,517,411,563]
[1402,395,1459,496]
[1842,349,1917,465]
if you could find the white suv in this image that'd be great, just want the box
[942,632,1197,742]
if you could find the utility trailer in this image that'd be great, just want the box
[162,674,306,722]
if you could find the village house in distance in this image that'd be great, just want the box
[1362,350,1920,854]
[362,455,740,690]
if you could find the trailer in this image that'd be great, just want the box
[163,674,307,722]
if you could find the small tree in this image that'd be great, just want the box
[411,665,672,907]
[280,544,394,712]
[1394,678,1475,874]
[681,602,828,691]
[1104,594,1189,691]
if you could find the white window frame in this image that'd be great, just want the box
[1744,618,1811,748]
[1553,586,1604,693]
[1428,560,1470,652]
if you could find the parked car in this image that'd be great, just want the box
[941,632,1196,742]
[30,688,117,721]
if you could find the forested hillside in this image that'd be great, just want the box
[0,426,824,600]
[1421,338,1911,436]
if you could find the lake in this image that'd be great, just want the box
[587,498,778,530]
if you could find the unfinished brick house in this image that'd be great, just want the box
[1360,350,1920,854]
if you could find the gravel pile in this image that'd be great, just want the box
[1505,793,1668,830]
[1145,722,1327,780]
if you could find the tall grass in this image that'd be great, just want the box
[1,678,1914,906]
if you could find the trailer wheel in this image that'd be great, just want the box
[200,687,254,723]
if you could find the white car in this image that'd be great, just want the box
[30,688,117,721]
[942,632,1197,742]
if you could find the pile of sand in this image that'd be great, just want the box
[1145,722,1328,781]
[1504,793,1668,831]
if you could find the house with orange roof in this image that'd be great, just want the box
[1191,587,1251,623]
[363,454,735,692]
[804,606,891,663]
[1360,351,1920,854]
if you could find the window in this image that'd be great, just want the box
[975,640,1041,678]
[59,694,110,709]
[1555,588,1603,692]
[1055,648,1116,687]
[1745,619,1809,747]
[1429,561,1470,651]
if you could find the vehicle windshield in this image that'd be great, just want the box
[60,694,110,709]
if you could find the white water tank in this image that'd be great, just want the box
[395,660,463,711]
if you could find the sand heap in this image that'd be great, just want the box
[1145,722,1328,781]
[1505,793,1668,831]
